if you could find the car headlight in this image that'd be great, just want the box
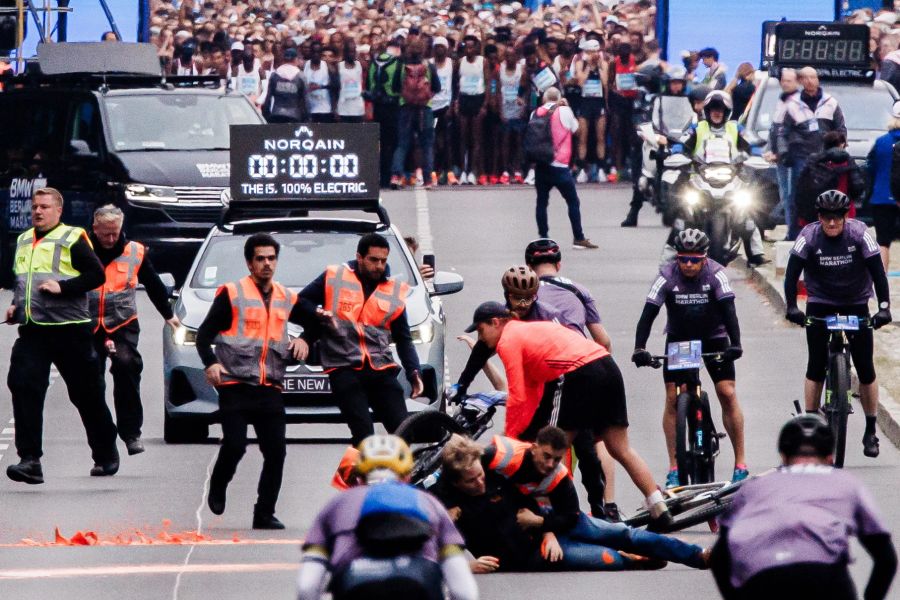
[410,320,435,344]
[731,189,753,209]
[124,184,178,204]
[172,324,197,346]
[683,190,702,206]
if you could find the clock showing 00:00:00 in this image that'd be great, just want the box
[247,153,360,179]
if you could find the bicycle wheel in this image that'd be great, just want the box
[663,494,736,533]
[674,392,695,485]
[395,410,466,486]
[697,391,716,484]
[826,352,851,469]
[624,482,726,528]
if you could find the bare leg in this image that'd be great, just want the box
[805,378,825,412]
[577,117,589,164]
[580,426,658,498]
[595,114,608,162]
[595,441,616,503]
[714,380,745,467]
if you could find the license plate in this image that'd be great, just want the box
[282,375,331,393]
[826,315,859,331]
[666,340,703,370]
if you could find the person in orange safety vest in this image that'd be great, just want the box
[88,205,180,457]
[196,233,307,530]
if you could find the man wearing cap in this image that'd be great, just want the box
[261,48,308,123]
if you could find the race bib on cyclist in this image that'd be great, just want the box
[583,79,603,98]
[616,72,636,91]
[532,67,557,93]
[826,315,860,331]
[666,340,703,370]
[461,74,482,95]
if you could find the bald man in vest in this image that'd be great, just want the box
[89,205,181,456]
[6,188,118,484]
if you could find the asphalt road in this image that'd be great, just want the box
[0,184,897,600]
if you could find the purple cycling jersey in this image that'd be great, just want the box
[791,219,879,305]
[303,484,465,572]
[720,464,889,589]
[536,275,602,332]
[645,258,734,339]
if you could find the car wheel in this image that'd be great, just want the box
[163,409,209,444]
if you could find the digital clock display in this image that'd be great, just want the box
[230,123,379,203]
[774,22,870,67]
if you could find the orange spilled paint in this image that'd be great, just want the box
[0,562,298,580]
[2,521,304,548]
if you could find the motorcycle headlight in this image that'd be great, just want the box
[702,166,733,184]
[410,320,435,344]
[124,184,178,204]
[683,190,702,207]
[172,324,197,346]
[731,190,754,209]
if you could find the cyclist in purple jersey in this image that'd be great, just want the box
[632,229,747,487]
[711,414,896,600]
[784,191,892,459]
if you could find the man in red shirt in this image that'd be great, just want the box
[465,301,672,528]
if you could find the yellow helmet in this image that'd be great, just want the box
[355,434,414,478]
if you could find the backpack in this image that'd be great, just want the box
[524,105,557,165]
[401,63,433,106]
[891,140,900,201]
[368,56,397,104]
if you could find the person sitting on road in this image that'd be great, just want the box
[297,434,478,600]
[710,414,897,600]
[784,190,892,459]
[433,430,711,573]
[463,302,674,529]
[632,229,748,487]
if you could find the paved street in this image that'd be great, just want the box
[0,185,897,599]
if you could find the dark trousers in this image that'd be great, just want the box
[535,164,586,241]
[94,320,143,441]
[310,113,335,123]
[211,385,286,517]
[392,106,435,177]
[329,367,409,445]
[8,324,117,463]
[374,102,400,187]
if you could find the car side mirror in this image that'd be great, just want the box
[69,140,97,158]
[430,271,464,296]
[159,272,178,298]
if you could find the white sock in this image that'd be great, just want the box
[646,489,666,517]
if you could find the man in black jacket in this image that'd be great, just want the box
[795,131,866,227]
[261,48,307,123]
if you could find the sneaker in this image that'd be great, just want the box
[477,174,488,186]
[576,169,589,183]
[415,168,424,187]
[389,175,403,190]
[438,171,448,185]
[863,433,880,458]
[252,513,285,530]
[596,168,607,182]
[90,457,120,477]
[6,458,43,485]
[524,169,535,185]
[489,174,499,185]
[731,465,750,483]
[446,171,459,186]
[513,171,524,184]
[665,468,680,489]
[427,172,438,189]
[405,175,417,187]
[607,168,619,183]
[603,502,622,523]
[499,171,510,185]
[125,437,145,456]
[572,238,599,250]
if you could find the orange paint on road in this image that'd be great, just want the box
[0,562,298,580]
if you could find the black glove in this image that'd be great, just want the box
[723,346,743,361]
[632,349,653,367]
[872,308,893,330]
[785,307,806,326]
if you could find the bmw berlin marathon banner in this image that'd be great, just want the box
[230,123,380,203]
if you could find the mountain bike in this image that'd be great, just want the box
[804,315,870,468]
[395,391,507,487]
[647,340,727,485]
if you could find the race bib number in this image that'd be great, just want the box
[533,67,557,93]
[826,315,860,331]
[704,138,732,163]
[583,79,603,98]
[502,85,519,102]
[239,76,258,95]
[666,340,704,371]
[461,74,482,95]
[342,80,361,100]
[616,73,636,91]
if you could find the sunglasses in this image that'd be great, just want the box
[508,295,536,306]
[676,255,706,264]
[818,211,847,221]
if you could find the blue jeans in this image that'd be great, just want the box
[535,165,586,241]
[391,106,434,177]
[556,512,706,570]
[776,158,806,240]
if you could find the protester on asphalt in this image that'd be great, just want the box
[88,205,180,457]
[196,233,305,529]
[6,188,118,485]
[711,414,897,600]
[866,100,900,269]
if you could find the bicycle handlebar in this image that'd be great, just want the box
[646,352,726,369]
[803,316,872,329]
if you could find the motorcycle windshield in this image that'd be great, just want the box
[652,96,694,136]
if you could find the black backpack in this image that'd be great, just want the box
[524,105,557,164]
[890,140,900,201]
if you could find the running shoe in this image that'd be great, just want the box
[576,169,589,183]
[665,468,680,489]
[438,171,448,185]
[731,465,750,483]
[447,171,459,185]
[596,167,607,182]
[572,238,599,250]
[863,433,880,458]
[607,168,619,183]
[415,168,424,187]
[426,172,438,189]
[477,174,488,186]
[389,175,403,190]
[513,171,524,184]
[499,171,510,185]
[489,174,499,185]
[524,169,535,185]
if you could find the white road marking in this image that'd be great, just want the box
[0,444,8,450]
[171,449,217,600]
[415,187,435,255]
[1,428,13,435]
[0,562,298,580]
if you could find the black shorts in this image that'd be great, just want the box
[871,203,899,248]
[458,93,486,117]
[662,337,735,385]
[555,356,629,436]
[576,98,606,120]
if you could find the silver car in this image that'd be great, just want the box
[162,213,463,443]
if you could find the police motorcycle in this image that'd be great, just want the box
[662,135,769,266]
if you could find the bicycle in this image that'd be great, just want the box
[645,340,727,486]
[804,315,871,468]
[395,391,507,487]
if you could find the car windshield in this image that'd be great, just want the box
[651,95,695,135]
[103,94,261,151]
[752,81,894,134]
[191,230,417,289]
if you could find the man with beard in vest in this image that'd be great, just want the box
[89,205,181,457]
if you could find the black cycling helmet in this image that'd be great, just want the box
[688,85,712,105]
[778,414,835,458]
[673,228,710,254]
[815,190,851,214]
[525,238,561,266]
[703,90,733,122]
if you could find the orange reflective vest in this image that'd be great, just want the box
[213,276,297,388]
[89,240,145,333]
[487,435,568,497]
[320,263,409,371]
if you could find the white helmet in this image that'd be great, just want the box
[703,90,733,121]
